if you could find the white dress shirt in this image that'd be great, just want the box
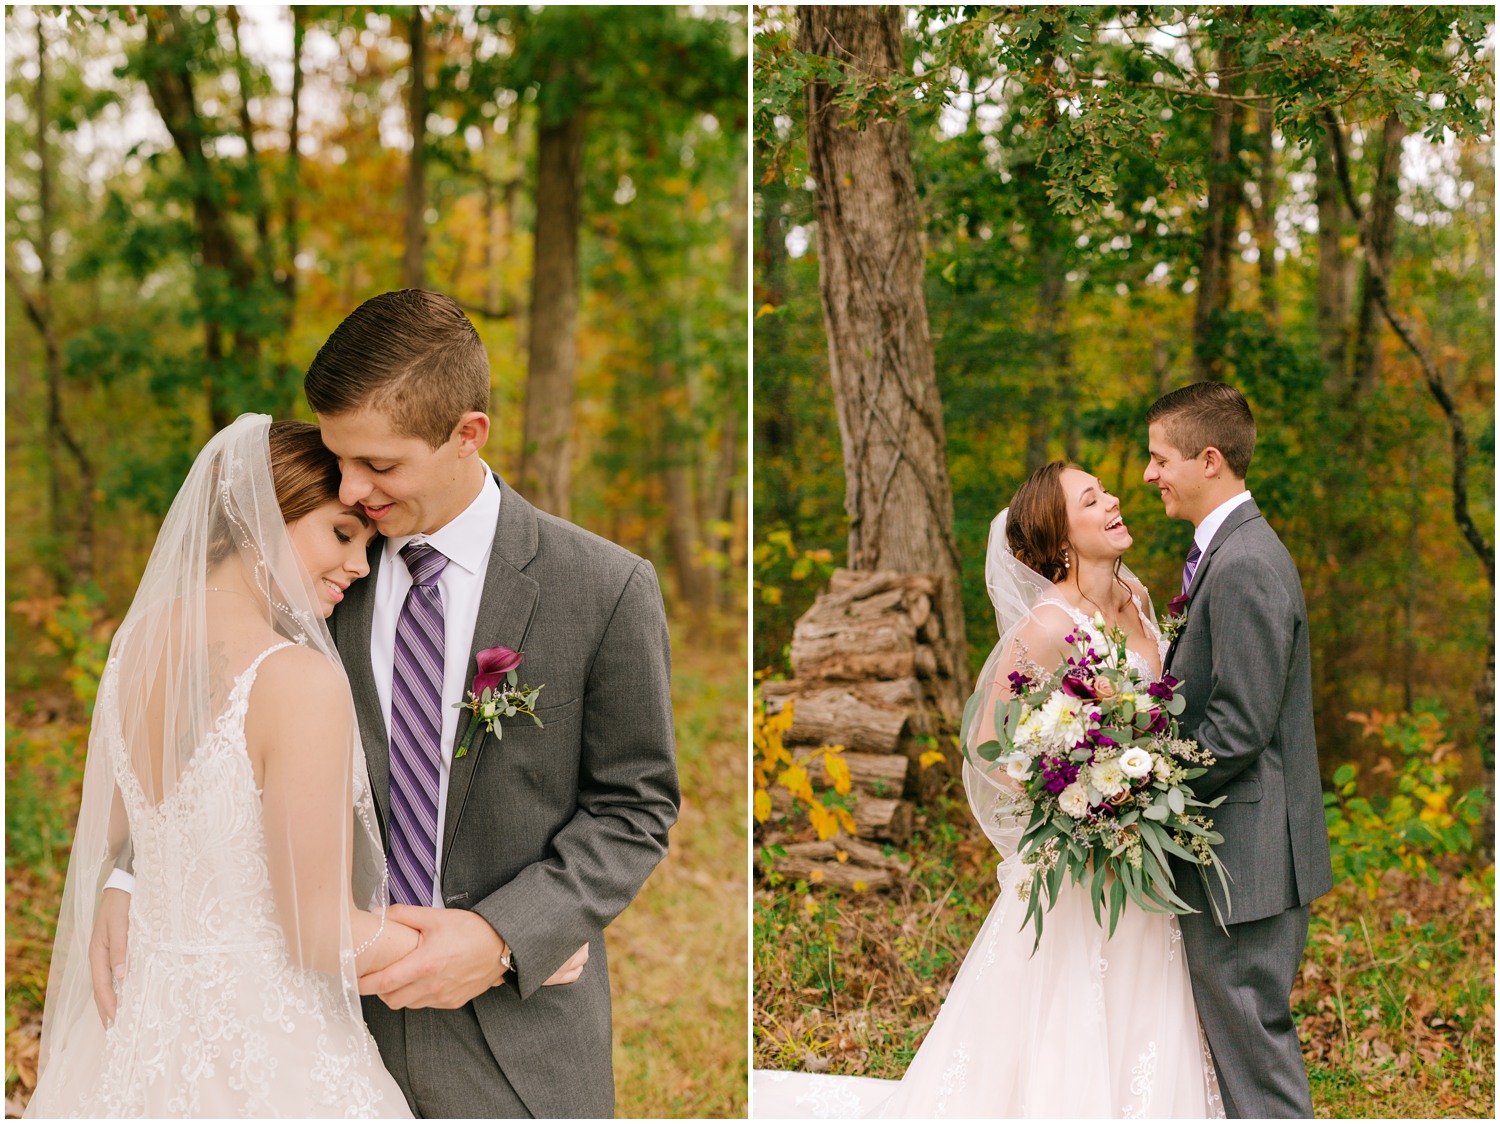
[1193,490,1254,555]
[371,469,500,908]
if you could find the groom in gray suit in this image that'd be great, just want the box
[1145,382,1333,1119]
[309,289,679,1117]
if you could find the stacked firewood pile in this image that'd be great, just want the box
[758,570,964,891]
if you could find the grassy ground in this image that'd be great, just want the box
[755,793,1494,1118]
[611,626,748,1117]
[4,621,748,1118]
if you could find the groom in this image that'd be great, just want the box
[1145,381,1333,1118]
[306,289,679,1117]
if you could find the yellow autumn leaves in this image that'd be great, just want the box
[753,699,857,841]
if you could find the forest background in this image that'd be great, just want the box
[753,6,1494,1117]
[5,6,747,1118]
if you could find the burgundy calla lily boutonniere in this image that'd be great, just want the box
[1161,593,1190,643]
[453,645,544,757]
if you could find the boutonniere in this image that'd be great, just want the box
[453,646,545,757]
[1160,593,1190,643]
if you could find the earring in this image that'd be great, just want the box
[1061,546,1071,573]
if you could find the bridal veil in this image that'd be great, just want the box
[33,413,388,1096]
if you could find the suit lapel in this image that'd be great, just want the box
[440,476,542,875]
[338,540,392,837]
[1165,498,1263,671]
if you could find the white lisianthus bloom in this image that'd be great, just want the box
[1090,757,1129,797]
[1058,781,1091,819]
[1153,755,1173,784]
[1037,692,1088,747]
[1005,753,1034,782]
[1119,747,1154,779]
[1093,611,1107,629]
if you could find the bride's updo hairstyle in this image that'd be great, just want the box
[1005,459,1079,584]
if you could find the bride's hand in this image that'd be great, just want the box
[355,917,420,991]
[90,888,132,1026]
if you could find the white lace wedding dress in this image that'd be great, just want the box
[752,601,1223,1119]
[26,643,412,1119]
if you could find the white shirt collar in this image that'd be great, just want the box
[1194,489,1254,553]
[382,467,500,577]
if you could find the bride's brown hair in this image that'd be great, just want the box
[1006,461,1079,583]
[207,421,365,565]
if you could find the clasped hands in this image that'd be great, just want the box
[89,889,590,1024]
[356,903,590,1008]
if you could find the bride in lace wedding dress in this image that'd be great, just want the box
[26,416,415,1118]
[753,461,1224,1119]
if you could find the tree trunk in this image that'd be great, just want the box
[519,111,585,518]
[1315,118,1350,378]
[27,14,93,591]
[1251,97,1279,326]
[800,5,969,700]
[402,8,427,290]
[141,9,260,431]
[1350,113,1408,392]
[1191,35,1243,379]
[708,164,749,612]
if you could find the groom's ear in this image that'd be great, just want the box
[452,411,491,457]
[1201,445,1227,478]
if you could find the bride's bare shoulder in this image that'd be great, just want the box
[246,644,348,717]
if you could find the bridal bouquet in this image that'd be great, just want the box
[962,616,1230,950]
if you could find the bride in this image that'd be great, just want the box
[753,460,1224,1119]
[26,415,416,1117]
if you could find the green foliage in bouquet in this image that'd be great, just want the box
[961,617,1231,951]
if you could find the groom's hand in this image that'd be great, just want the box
[360,903,509,1009]
[89,888,132,1025]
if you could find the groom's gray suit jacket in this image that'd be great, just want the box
[1164,498,1333,923]
[330,476,680,1118]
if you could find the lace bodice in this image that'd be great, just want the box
[107,642,296,954]
[1038,590,1167,683]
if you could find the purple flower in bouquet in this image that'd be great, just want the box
[1040,756,1081,794]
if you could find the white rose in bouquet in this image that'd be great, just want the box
[1118,746,1154,779]
[1058,781,1091,819]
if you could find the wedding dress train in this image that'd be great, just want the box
[26,643,411,1119]
[752,602,1224,1119]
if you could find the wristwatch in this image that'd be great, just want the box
[500,947,513,975]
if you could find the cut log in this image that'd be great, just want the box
[791,618,914,673]
[764,834,913,891]
[769,789,913,842]
[769,856,895,891]
[803,749,909,797]
[785,690,907,752]
[904,592,931,630]
[778,834,911,874]
[760,676,922,712]
[827,569,939,599]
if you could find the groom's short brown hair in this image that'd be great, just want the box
[305,289,491,449]
[1146,381,1256,479]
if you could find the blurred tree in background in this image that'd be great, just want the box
[754,5,1493,785]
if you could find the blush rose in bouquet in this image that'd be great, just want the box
[961,615,1230,951]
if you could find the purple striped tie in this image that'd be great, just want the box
[1182,542,1203,596]
[388,541,449,907]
